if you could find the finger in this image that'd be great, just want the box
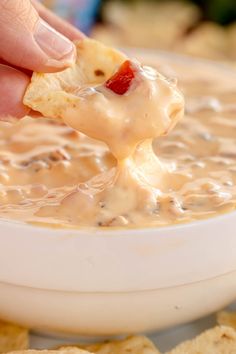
[32,0,85,41]
[0,58,32,76]
[0,0,76,73]
[0,64,31,119]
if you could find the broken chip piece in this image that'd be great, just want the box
[0,320,28,354]
[166,325,236,354]
[217,311,236,330]
[58,335,161,354]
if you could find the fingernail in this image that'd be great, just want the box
[34,19,75,63]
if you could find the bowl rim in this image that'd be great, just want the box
[0,207,236,236]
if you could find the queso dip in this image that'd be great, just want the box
[0,48,236,228]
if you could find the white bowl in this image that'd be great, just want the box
[1,212,236,336]
[0,51,236,336]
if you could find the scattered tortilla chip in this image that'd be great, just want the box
[58,335,161,354]
[0,320,28,353]
[228,23,236,60]
[100,1,200,49]
[175,22,228,60]
[166,325,236,354]
[23,38,127,119]
[217,311,236,330]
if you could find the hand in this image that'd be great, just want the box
[0,0,84,119]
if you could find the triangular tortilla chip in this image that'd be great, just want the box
[58,335,161,354]
[166,325,236,354]
[24,37,183,160]
[24,38,126,119]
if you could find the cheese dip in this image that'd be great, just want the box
[1,50,236,228]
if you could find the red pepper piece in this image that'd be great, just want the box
[105,60,136,95]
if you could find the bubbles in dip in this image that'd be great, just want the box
[0,56,236,228]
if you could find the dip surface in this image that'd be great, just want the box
[0,54,236,228]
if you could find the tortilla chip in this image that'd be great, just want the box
[217,311,236,330]
[175,22,228,60]
[58,335,161,354]
[23,38,127,119]
[0,320,28,353]
[166,325,236,354]
[228,23,236,60]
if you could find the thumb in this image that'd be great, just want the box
[0,0,76,73]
